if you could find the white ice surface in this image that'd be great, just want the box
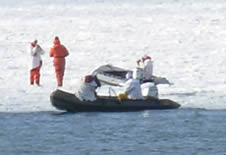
[0,0,226,112]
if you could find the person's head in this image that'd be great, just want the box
[142,55,151,62]
[31,40,38,47]
[84,75,101,88]
[55,36,59,40]
[84,75,101,87]
[84,75,94,83]
[53,36,60,45]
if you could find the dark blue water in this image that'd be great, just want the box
[1,109,226,155]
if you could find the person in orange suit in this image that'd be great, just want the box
[49,36,69,87]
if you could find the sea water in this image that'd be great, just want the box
[1,110,226,155]
[0,0,226,154]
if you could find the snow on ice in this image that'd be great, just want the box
[0,0,226,112]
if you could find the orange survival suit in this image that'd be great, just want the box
[49,38,69,86]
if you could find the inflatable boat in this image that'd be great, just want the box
[92,64,171,86]
[50,89,180,112]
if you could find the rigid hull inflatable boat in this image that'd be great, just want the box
[50,89,180,112]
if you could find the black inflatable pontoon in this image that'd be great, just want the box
[50,89,180,112]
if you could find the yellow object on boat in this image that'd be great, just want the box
[117,93,128,100]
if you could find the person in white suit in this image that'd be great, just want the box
[123,71,144,100]
[75,75,101,101]
[28,40,44,86]
[137,55,153,80]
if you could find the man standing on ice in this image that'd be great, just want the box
[49,36,69,87]
[136,55,153,81]
[29,40,44,86]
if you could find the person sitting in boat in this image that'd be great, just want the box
[123,70,144,100]
[136,55,153,81]
[75,75,101,101]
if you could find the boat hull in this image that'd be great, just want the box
[50,89,180,112]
